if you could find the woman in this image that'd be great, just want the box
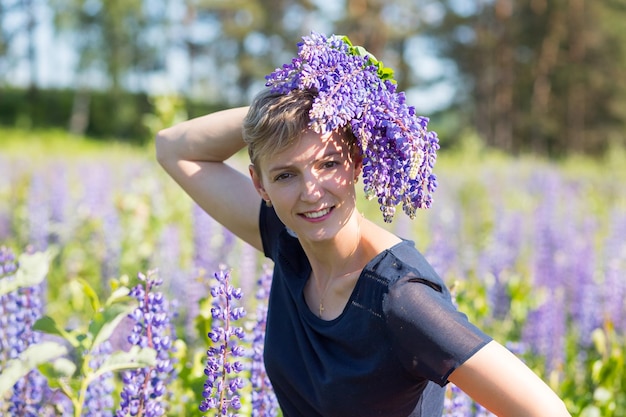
[156,33,571,417]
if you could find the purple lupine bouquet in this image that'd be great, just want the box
[266,32,440,222]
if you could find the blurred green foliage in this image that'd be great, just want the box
[0,89,223,145]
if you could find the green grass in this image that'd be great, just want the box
[0,127,148,159]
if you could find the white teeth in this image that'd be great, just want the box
[303,208,331,219]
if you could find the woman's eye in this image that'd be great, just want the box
[322,161,339,169]
[274,173,292,181]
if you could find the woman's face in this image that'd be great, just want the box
[252,129,362,243]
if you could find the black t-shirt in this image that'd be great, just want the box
[260,204,492,417]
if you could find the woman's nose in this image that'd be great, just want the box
[300,175,323,202]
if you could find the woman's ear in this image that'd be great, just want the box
[249,164,270,201]
[353,151,363,181]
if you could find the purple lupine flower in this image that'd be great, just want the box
[474,403,496,417]
[0,247,49,416]
[193,203,220,273]
[153,225,183,296]
[523,174,569,373]
[237,242,259,309]
[152,224,183,338]
[424,208,462,282]
[26,172,51,251]
[9,369,50,417]
[83,340,115,417]
[0,245,18,277]
[74,161,123,282]
[48,162,70,246]
[544,177,602,349]
[1,246,19,411]
[116,270,175,417]
[522,288,567,374]
[529,171,562,290]
[190,204,239,339]
[200,268,246,417]
[477,208,525,321]
[602,209,626,334]
[78,162,114,218]
[0,156,14,242]
[100,204,123,282]
[218,229,237,269]
[568,220,601,348]
[187,203,220,341]
[443,384,495,417]
[249,265,278,417]
[443,384,473,416]
[265,32,439,222]
[505,341,529,357]
[0,208,10,243]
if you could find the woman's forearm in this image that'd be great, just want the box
[155,106,249,166]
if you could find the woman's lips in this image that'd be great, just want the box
[301,207,332,220]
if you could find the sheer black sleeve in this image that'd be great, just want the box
[383,265,492,387]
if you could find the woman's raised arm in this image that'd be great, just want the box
[155,107,263,251]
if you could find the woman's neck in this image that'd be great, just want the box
[300,213,367,284]
[300,212,402,283]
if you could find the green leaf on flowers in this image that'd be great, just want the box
[352,45,372,59]
[593,387,613,404]
[89,302,137,350]
[376,65,395,81]
[38,357,77,380]
[105,286,132,306]
[73,277,101,313]
[579,405,601,417]
[591,359,604,383]
[341,35,354,48]
[0,250,52,296]
[0,341,68,395]
[591,328,607,356]
[33,316,81,348]
[86,346,157,383]
[340,35,395,83]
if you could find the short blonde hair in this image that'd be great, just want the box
[243,89,314,171]
[243,89,357,173]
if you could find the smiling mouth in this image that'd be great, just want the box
[301,207,332,219]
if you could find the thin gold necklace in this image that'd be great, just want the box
[317,217,363,318]
[318,277,333,318]
[318,268,361,318]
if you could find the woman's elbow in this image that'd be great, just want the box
[154,128,176,168]
[544,398,571,417]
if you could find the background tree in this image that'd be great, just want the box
[0,0,41,125]
[51,0,166,135]
[421,0,626,156]
[175,0,318,103]
[1,0,625,154]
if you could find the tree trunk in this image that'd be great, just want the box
[530,7,565,154]
[473,0,495,147]
[565,0,586,153]
[493,0,514,151]
[68,88,91,136]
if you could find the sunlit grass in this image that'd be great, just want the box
[0,127,148,159]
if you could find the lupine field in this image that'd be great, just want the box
[1,129,625,417]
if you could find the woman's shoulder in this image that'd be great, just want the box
[360,219,403,255]
[362,225,445,292]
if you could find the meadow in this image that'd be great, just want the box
[1,127,625,416]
